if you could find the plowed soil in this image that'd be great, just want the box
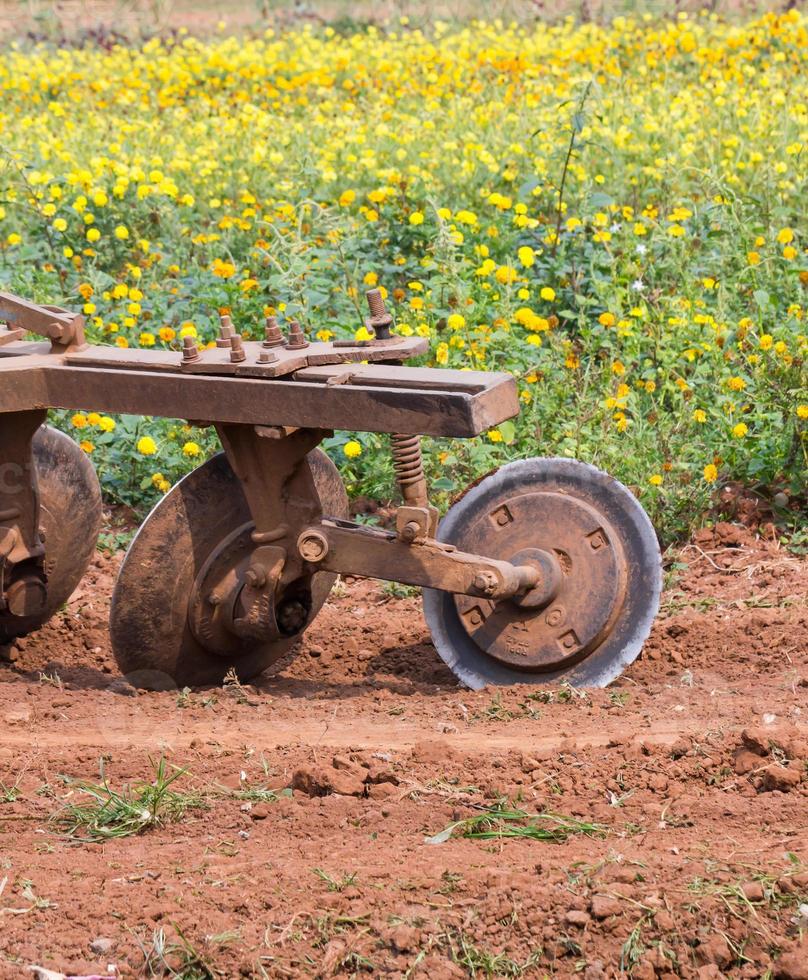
[0,523,806,979]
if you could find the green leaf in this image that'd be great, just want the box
[498,420,516,445]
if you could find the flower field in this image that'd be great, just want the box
[0,9,806,540]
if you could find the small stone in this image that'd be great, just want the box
[742,881,765,902]
[742,728,771,756]
[365,765,399,786]
[697,967,723,980]
[90,937,115,956]
[734,748,764,775]
[290,765,365,798]
[564,909,591,927]
[411,740,457,765]
[250,803,271,820]
[367,782,397,801]
[761,765,802,793]
[696,935,733,969]
[332,755,367,778]
[776,947,808,980]
[590,895,622,920]
[391,925,418,953]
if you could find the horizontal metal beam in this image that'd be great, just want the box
[0,359,519,438]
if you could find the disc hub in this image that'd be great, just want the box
[453,491,627,672]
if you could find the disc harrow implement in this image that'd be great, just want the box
[0,287,661,689]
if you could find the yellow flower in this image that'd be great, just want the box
[703,463,718,483]
[7,233,21,246]
[53,218,67,232]
[114,225,129,240]
[79,440,94,454]
[447,313,466,330]
[435,341,449,365]
[747,251,760,265]
[495,265,517,284]
[343,440,362,459]
[86,228,101,243]
[649,474,663,486]
[796,405,808,420]
[517,246,535,268]
[71,413,88,428]
[363,271,378,287]
[487,430,503,443]
[139,332,156,347]
[409,211,424,226]
[693,409,707,423]
[731,422,748,439]
[599,312,616,327]
[137,436,157,456]
[776,227,794,245]
[783,246,797,260]
[338,190,356,207]
[727,376,745,391]
[159,326,176,342]
[98,417,116,433]
[540,286,555,302]
[759,334,773,350]
[182,441,202,457]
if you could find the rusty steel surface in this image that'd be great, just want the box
[109,449,348,688]
[0,424,101,642]
[0,288,662,690]
[423,458,662,689]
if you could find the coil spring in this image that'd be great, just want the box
[391,433,424,489]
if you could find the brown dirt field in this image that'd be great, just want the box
[0,522,806,979]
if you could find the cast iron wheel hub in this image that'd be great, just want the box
[423,457,661,689]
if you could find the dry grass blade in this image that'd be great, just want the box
[426,801,608,845]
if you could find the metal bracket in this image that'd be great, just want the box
[297,520,545,602]
[0,292,87,353]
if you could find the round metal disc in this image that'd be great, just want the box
[110,449,347,689]
[423,457,661,689]
[0,426,102,642]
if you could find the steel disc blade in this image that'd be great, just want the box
[1,426,102,641]
[423,457,661,689]
[110,449,347,689]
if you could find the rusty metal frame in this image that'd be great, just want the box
[0,288,536,649]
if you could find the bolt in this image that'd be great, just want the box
[285,319,309,350]
[229,334,246,363]
[366,288,386,319]
[216,313,235,348]
[263,316,285,348]
[298,530,328,563]
[473,570,498,596]
[365,288,393,340]
[182,334,200,363]
[399,520,421,544]
[244,564,267,588]
[258,349,278,364]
